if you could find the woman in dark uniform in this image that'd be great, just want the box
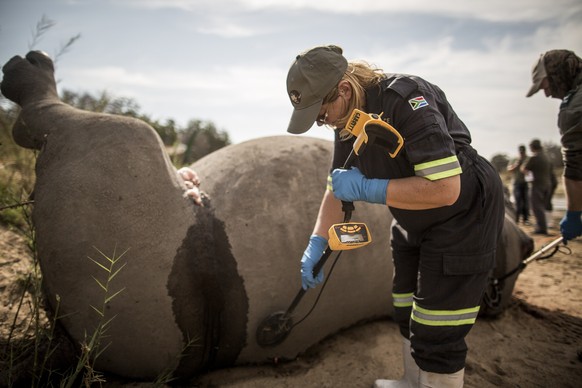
[285,45,504,388]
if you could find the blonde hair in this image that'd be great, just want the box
[323,61,385,138]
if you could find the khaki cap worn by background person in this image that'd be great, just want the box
[286,45,348,134]
[526,53,547,97]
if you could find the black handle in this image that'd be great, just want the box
[341,201,354,222]
[284,246,334,317]
[339,148,357,223]
[312,246,333,278]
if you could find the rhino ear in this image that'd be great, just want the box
[26,51,55,73]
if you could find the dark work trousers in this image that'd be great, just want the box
[530,185,550,233]
[390,149,504,374]
[513,182,529,223]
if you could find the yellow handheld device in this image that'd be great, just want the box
[346,109,404,158]
[327,222,372,251]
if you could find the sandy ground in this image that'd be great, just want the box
[1,214,581,387]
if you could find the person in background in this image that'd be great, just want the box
[522,139,553,235]
[507,144,530,225]
[285,45,504,388]
[526,49,582,242]
[546,167,558,228]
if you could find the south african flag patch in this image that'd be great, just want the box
[408,96,429,110]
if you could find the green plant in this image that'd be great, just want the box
[0,102,37,231]
[59,246,127,388]
[0,242,128,387]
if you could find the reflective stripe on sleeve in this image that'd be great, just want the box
[414,156,462,181]
[393,292,414,308]
[411,302,480,326]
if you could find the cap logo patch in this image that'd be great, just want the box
[408,96,428,110]
[290,90,301,105]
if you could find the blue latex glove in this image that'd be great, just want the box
[301,235,327,290]
[560,210,582,243]
[331,167,389,204]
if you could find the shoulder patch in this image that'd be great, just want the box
[408,96,429,110]
[383,75,419,99]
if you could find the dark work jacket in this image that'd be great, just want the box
[331,74,500,241]
[559,71,582,181]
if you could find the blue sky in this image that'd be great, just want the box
[1,0,581,160]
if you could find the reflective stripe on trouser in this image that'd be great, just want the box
[411,302,480,326]
[393,292,413,308]
[392,292,414,339]
[391,270,490,374]
[408,270,490,374]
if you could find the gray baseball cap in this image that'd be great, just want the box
[526,53,547,97]
[286,45,348,134]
